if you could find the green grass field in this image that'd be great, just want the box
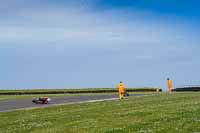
[1,92,200,133]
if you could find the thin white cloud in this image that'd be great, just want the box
[0,2,198,63]
[0,6,192,45]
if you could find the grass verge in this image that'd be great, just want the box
[0,88,161,95]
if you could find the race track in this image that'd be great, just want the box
[0,94,145,112]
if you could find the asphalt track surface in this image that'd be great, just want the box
[0,94,145,112]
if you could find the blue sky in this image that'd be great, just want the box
[0,0,200,90]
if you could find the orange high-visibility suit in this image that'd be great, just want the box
[118,82,125,99]
[167,79,173,94]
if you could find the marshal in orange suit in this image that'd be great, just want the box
[117,81,125,99]
[167,78,173,94]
